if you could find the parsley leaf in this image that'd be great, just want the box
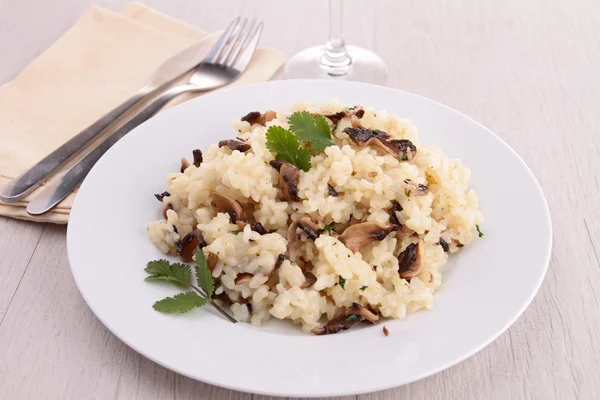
[145,260,191,286]
[230,230,241,235]
[345,315,362,322]
[144,254,236,322]
[288,111,334,151]
[152,292,207,314]
[319,224,335,236]
[338,276,347,289]
[476,224,484,238]
[360,285,368,291]
[195,248,214,298]
[265,126,312,172]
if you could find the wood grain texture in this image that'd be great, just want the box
[1,0,600,399]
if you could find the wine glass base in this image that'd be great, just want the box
[285,45,388,85]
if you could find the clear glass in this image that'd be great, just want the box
[285,0,388,84]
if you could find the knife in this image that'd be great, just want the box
[0,29,223,202]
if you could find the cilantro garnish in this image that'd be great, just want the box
[338,276,347,289]
[360,285,368,291]
[288,111,334,151]
[476,224,484,238]
[230,230,241,235]
[265,126,312,172]
[345,315,362,322]
[144,248,236,322]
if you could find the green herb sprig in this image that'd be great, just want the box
[476,224,484,238]
[145,248,236,323]
[338,276,347,289]
[265,126,312,172]
[288,111,334,151]
[265,111,335,171]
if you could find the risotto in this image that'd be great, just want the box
[147,101,483,334]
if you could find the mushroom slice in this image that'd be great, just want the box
[180,157,190,173]
[300,272,317,289]
[206,252,218,272]
[274,254,285,269]
[311,303,379,335]
[343,127,390,146]
[397,240,424,279]
[287,215,324,242]
[209,192,246,224]
[343,127,417,161]
[218,138,251,152]
[320,106,365,124]
[327,183,339,197]
[339,222,399,253]
[176,229,207,262]
[263,110,277,123]
[404,179,429,196]
[192,149,203,167]
[250,222,269,235]
[270,160,300,201]
[439,237,449,252]
[380,140,417,161]
[234,272,253,285]
[154,191,170,202]
[240,111,261,124]
[241,110,277,126]
[265,254,285,289]
[389,201,403,226]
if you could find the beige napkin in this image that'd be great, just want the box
[0,2,285,224]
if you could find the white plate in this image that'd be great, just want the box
[67,80,552,398]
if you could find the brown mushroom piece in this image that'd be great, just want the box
[320,106,365,124]
[404,179,429,196]
[154,191,170,202]
[389,201,403,226]
[250,222,269,235]
[218,138,251,152]
[439,237,449,252]
[300,272,317,289]
[311,303,379,335]
[234,273,253,285]
[339,222,399,253]
[287,215,324,242]
[241,110,277,126]
[180,157,190,173]
[327,183,339,197]
[192,149,203,167]
[206,252,218,271]
[270,160,300,202]
[397,240,424,279]
[210,192,246,224]
[176,229,207,262]
[342,127,417,161]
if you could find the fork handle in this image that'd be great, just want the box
[26,84,197,216]
[0,88,153,202]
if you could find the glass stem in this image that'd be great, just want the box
[321,0,352,74]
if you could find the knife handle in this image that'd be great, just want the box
[0,88,151,202]
[26,84,195,216]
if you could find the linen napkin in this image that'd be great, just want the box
[0,2,285,224]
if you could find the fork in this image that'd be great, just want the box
[26,18,263,216]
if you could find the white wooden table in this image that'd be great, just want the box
[1,0,599,399]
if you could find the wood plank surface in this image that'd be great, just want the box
[1,0,599,399]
